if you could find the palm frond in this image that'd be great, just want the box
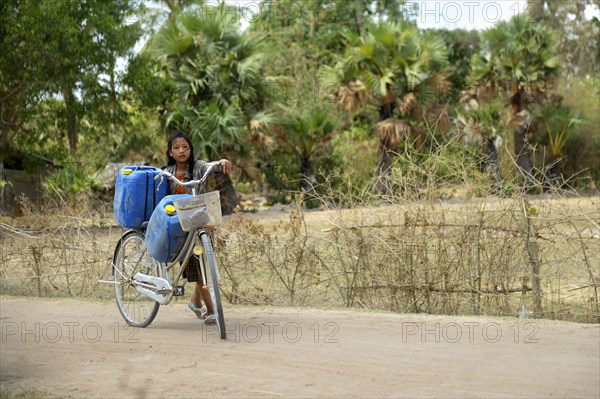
[249,111,277,152]
[237,52,263,86]
[275,105,339,159]
[150,19,193,60]
[334,80,369,114]
[419,32,449,68]
[396,92,419,117]
[376,118,426,149]
[474,15,558,87]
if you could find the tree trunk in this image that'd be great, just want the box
[1,84,25,150]
[374,91,398,195]
[300,158,315,197]
[355,0,366,38]
[511,87,534,183]
[109,54,117,136]
[374,145,394,194]
[514,124,533,178]
[214,173,240,215]
[481,136,502,192]
[546,160,561,186]
[372,85,428,195]
[63,87,78,152]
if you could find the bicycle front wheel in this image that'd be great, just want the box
[201,232,226,339]
[113,230,160,328]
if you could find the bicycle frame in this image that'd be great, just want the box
[148,227,213,305]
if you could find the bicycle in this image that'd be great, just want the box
[101,162,227,339]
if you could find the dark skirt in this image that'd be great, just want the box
[183,255,205,283]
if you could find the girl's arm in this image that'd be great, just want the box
[192,159,231,180]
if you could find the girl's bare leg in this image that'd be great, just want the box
[198,281,213,313]
[190,283,201,308]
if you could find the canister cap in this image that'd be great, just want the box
[122,169,133,175]
[164,205,176,215]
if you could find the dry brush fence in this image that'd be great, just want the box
[216,197,600,323]
[1,197,598,323]
[0,222,120,300]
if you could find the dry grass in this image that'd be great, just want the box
[216,195,599,322]
[1,180,598,323]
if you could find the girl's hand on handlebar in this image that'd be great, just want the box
[215,159,232,174]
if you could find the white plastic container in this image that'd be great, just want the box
[173,191,222,231]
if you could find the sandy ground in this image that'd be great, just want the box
[0,296,598,398]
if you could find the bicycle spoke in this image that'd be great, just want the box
[113,231,161,328]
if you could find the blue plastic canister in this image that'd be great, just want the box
[114,166,167,228]
[145,194,190,263]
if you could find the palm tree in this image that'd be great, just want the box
[271,105,339,196]
[149,4,268,213]
[530,102,582,181]
[457,93,504,152]
[470,15,559,184]
[455,97,505,189]
[319,21,451,194]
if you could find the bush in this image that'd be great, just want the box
[43,159,98,197]
[557,77,600,188]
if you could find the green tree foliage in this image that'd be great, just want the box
[2,0,597,205]
[0,0,143,157]
[524,0,599,186]
[246,1,419,199]
[247,1,361,196]
[122,53,175,112]
[248,0,410,67]
[248,0,341,69]
[320,21,451,193]
[270,104,339,195]
[470,15,559,182]
[531,104,582,162]
[431,29,481,95]
[527,0,600,78]
[530,101,583,181]
[455,98,505,185]
[557,77,600,187]
[248,0,414,110]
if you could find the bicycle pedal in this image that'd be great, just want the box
[174,286,185,296]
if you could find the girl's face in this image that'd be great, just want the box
[169,137,191,164]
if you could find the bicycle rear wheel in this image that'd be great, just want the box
[200,232,226,339]
[113,230,160,327]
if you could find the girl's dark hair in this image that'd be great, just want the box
[166,130,195,176]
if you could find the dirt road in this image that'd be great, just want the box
[1,296,598,398]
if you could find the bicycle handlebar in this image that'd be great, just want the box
[154,161,221,191]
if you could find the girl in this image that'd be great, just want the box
[164,130,232,323]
